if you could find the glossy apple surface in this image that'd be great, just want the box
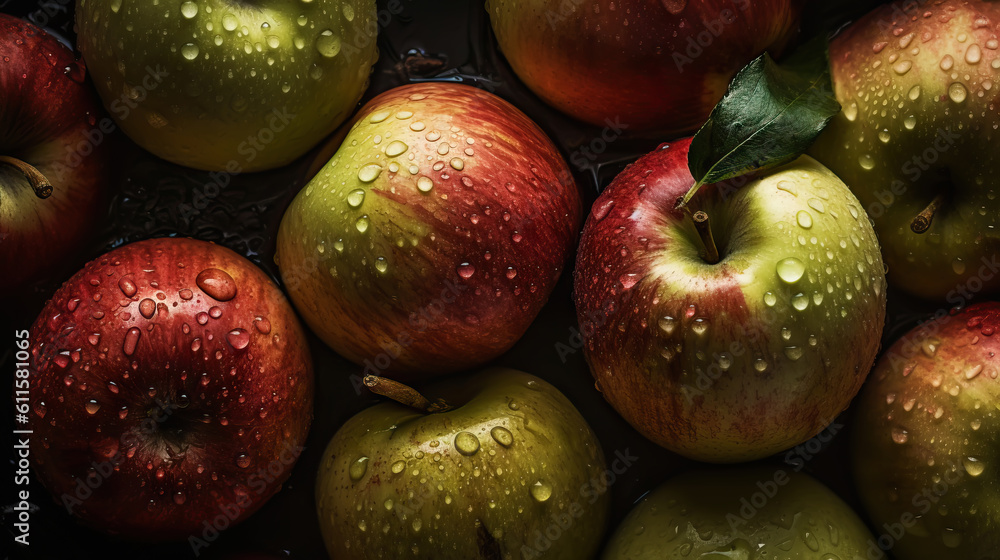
[0,14,111,289]
[276,82,582,377]
[315,368,610,560]
[810,0,1000,300]
[853,302,1000,559]
[488,0,801,134]
[25,237,313,540]
[602,467,875,558]
[75,0,378,171]
[574,138,886,462]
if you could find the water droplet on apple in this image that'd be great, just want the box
[355,216,370,233]
[417,176,434,192]
[123,327,141,356]
[180,1,198,18]
[347,189,366,208]
[921,337,941,357]
[226,329,250,350]
[966,364,984,379]
[942,528,963,548]
[349,456,369,480]
[490,427,514,447]
[776,257,805,283]
[796,210,813,229]
[457,263,476,279]
[118,276,137,298]
[236,453,251,468]
[85,400,101,415]
[844,102,858,121]
[907,85,922,101]
[181,43,200,60]
[893,60,912,74]
[384,140,408,158]
[391,460,405,474]
[948,82,968,103]
[316,30,341,57]
[792,293,809,311]
[858,154,875,170]
[753,359,768,372]
[658,316,677,334]
[691,318,708,335]
[891,427,909,444]
[455,432,480,456]
[763,292,777,307]
[966,44,982,64]
[136,298,155,319]
[375,257,388,274]
[530,481,552,502]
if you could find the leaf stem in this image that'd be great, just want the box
[692,211,720,264]
[910,193,946,234]
[0,156,52,199]
[674,180,704,210]
[364,375,451,413]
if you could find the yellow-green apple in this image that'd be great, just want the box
[810,0,1000,301]
[487,0,802,134]
[276,82,582,377]
[22,238,313,540]
[602,467,875,558]
[315,368,611,560]
[574,137,887,462]
[75,0,378,171]
[853,302,1000,560]
[1,14,112,290]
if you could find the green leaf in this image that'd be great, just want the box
[677,38,841,208]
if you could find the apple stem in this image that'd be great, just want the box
[910,194,946,234]
[0,156,53,199]
[692,210,720,264]
[363,375,451,413]
[675,180,704,210]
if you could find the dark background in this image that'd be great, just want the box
[1,0,952,558]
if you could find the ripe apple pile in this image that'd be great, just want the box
[811,0,1000,301]
[75,0,378,171]
[277,82,581,377]
[0,14,112,289]
[574,137,886,462]
[25,238,313,540]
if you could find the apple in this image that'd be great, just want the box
[809,0,1000,301]
[1,14,112,290]
[23,237,313,540]
[74,0,378,172]
[601,467,876,558]
[487,0,802,134]
[315,368,610,560]
[852,302,1000,560]
[573,137,887,463]
[276,82,582,377]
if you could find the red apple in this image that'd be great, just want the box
[573,138,886,462]
[23,237,313,540]
[487,0,802,134]
[853,302,1000,560]
[1,14,112,289]
[276,83,582,377]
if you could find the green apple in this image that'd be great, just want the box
[602,467,876,559]
[574,137,887,462]
[75,0,377,171]
[315,368,610,559]
[809,0,1000,300]
[853,302,1000,559]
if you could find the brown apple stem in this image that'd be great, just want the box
[0,156,52,199]
[692,210,720,264]
[910,194,946,234]
[363,375,451,413]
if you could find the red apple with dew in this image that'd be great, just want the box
[574,138,886,462]
[1,14,112,290]
[24,237,313,540]
[853,302,1000,560]
[276,82,582,377]
[487,0,802,134]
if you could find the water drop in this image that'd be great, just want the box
[796,210,813,229]
[347,189,365,208]
[457,263,475,279]
[139,298,156,319]
[417,176,434,192]
[85,400,101,415]
[123,327,141,356]
[454,432,480,456]
[385,140,408,157]
[181,43,200,60]
[118,276,137,297]
[776,257,806,283]
[349,456,369,480]
[763,292,777,306]
[196,268,237,301]
[530,481,552,502]
[658,316,676,334]
[226,329,250,350]
[963,456,985,477]
[948,82,968,103]
[891,427,909,444]
[236,453,251,468]
[355,216,370,233]
[358,164,382,183]
[316,30,341,57]
[491,426,513,447]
